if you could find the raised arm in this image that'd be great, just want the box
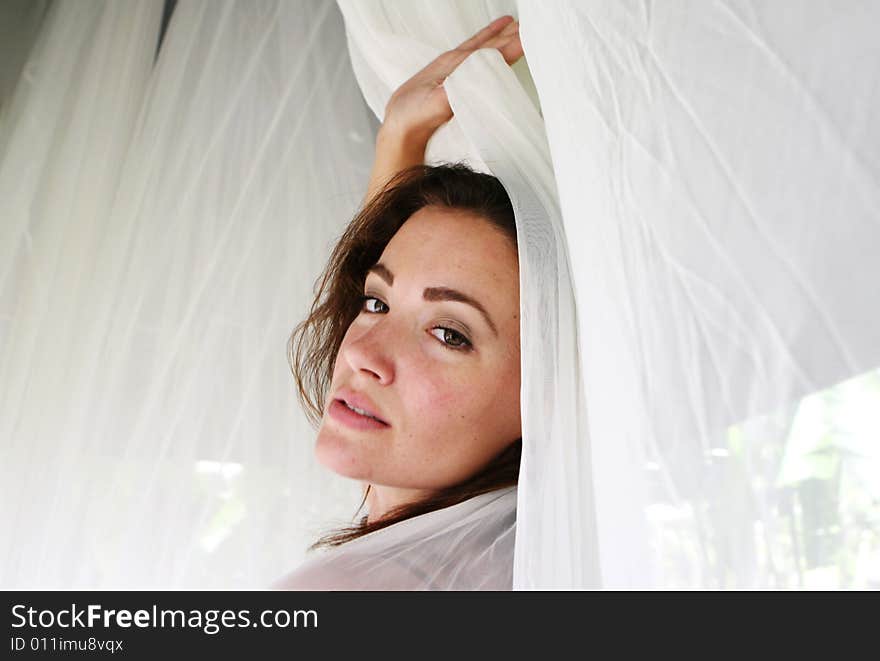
[363,15,523,205]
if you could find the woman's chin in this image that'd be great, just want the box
[314,431,369,481]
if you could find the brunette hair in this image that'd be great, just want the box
[287,163,521,549]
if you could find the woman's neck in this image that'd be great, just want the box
[364,484,435,524]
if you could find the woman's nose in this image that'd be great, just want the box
[342,320,395,385]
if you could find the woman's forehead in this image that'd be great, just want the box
[367,210,520,334]
[378,207,518,276]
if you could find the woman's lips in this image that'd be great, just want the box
[333,387,389,424]
[328,399,390,431]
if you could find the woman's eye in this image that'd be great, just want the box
[361,296,388,313]
[430,326,473,351]
[360,296,471,352]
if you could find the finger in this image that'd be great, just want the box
[417,18,520,83]
[456,15,514,51]
[476,23,523,64]
[496,36,523,65]
[481,21,518,50]
[431,49,474,81]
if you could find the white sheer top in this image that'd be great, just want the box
[272,487,517,590]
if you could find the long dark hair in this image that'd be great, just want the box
[287,163,520,549]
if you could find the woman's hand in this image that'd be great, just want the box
[382,15,523,145]
[364,16,523,205]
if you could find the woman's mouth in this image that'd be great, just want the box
[328,399,390,431]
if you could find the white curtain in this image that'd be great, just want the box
[518,0,880,587]
[1,0,376,589]
[336,0,880,588]
[2,0,878,589]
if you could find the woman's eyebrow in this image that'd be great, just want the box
[368,263,394,285]
[367,262,499,336]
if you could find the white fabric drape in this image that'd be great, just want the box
[337,0,599,589]
[273,487,517,590]
[518,0,880,587]
[337,0,880,589]
[2,0,878,589]
[1,0,377,588]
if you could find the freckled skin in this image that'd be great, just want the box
[314,206,521,520]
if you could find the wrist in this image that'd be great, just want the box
[364,123,430,204]
[377,121,432,155]
[375,128,428,172]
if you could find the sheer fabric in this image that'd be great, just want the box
[272,487,517,590]
[517,0,880,587]
[337,0,880,589]
[0,0,376,588]
[337,0,599,589]
[1,0,878,589]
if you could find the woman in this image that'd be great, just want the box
[274,16,524,590]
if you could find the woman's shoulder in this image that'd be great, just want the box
[272,486,517,590]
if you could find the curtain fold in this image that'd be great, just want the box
[337,0,601,588]
[338,0,880,588]
[1,0,377,588]
[517,0,880,587]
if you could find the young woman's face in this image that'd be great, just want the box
[315,205,521,492]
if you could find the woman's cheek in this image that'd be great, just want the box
[409,371,462,423]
